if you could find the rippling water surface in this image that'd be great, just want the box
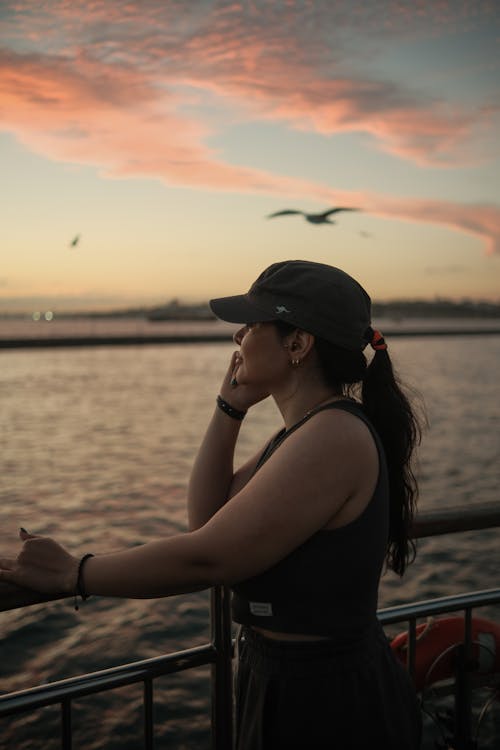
[1,330,499,748]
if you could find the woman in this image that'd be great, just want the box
[0,260,422,749]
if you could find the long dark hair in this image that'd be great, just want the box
[274,320,423,576]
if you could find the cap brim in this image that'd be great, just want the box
[209,294,275,324]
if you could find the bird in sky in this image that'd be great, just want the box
[69,233,81,248]
[266,207,360,224]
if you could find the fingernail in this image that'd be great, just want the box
[20,527,28,533]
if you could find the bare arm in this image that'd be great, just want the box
[187,350,271,530]
[0,410,378,600]
[187,405,243,530]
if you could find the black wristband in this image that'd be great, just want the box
[74,553,94,610]
[216,395,247,421]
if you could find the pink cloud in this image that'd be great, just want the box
[225,79,477,166]
[3,2,495,166]
[0,3,499,256]
[271,183,500,256]
[356,194,500,256]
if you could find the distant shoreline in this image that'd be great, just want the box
[2,327,500,349]
[1,297,500,321]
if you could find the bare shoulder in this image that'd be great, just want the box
[292,404,377,457]
[249,404,379,501]
[193,405,380,582]
[272,405,380,515]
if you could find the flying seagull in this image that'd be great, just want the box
[266,207,360,224]
[69,233,81,248]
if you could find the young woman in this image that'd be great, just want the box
[0,260,423,749]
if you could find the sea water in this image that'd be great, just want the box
[1,331,499,748]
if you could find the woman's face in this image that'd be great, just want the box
[232,322,288,387]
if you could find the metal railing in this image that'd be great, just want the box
[0,585,234,750]
[1,503,500,749]
[380,589,500,750]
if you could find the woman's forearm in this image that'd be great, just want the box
[187,407,242,530]
[81,532,215,598]
[0,530,217,598]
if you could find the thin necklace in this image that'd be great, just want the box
[304,393,345,418]
[257,397,353,472]
[285,394,349,436]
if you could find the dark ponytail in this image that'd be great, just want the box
[315,339,422,575]
[361,348,422,575]
[274,320,423,576]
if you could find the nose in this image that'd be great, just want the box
[233,325,247,345]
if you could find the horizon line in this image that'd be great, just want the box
[2,297,500,318]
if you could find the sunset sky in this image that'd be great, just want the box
[1,0,499,312]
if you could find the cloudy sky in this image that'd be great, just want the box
[1,0,499,311]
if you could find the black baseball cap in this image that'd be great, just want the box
[209,260,372,351]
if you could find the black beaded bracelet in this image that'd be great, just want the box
[216,395,247,421]
[74,553,94,610]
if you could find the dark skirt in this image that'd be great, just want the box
[235,623,422,750]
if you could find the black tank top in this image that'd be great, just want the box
[231,400,389,638]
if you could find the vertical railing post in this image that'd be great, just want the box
[211,585,234,750]
[61,698,72,750]
[144,677,154,750]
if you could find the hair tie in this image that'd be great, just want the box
[371,329,387,351]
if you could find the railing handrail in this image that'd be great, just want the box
[0,644,215,717]
[0,586,234,748]
[2,588,499,706]
[378,587,500,624]
[2,502,499,614]
[1,503,499,749]
[412,502,500,538]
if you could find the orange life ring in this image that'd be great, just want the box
[390,615,500,693]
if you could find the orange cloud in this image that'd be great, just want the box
[1,3,499,256]
[168,33,488,167]
[269,183,500,256]
[356,194,500,256]
[3,1,496,167]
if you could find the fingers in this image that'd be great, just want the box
[230,369,239,388]
[0,529,38,583]
[0,558,19,586]
[0,557,16,571]
[19,537,59,567]
[228,350,239,373]
[230,351,241,387]
[222,351,240,388]
[19,527,38,541]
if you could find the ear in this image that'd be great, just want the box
[285,329,315,360]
